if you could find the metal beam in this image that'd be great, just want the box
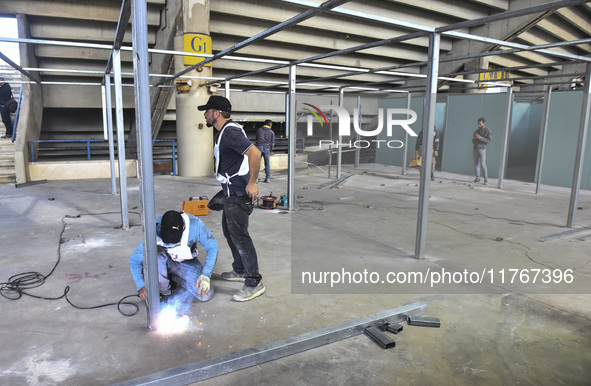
[113,302,427,385]
[337,88,344,178]
[567,62,591,227]
[0,50,40,83]
[103,74,117,195]
[105,0,131,75]
[436,0,590,33]
[112,49,129,230]
[415,33,440,259]
[497,88,513,189]
[401,93,411,176]
[131,0,160,329]
[535,86,552,194]
[287,65,296,211]
[155,0,352,86]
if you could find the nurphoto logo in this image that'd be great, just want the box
[304,104,418,149]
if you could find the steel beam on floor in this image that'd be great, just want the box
[112,302,427,386]
[540,226,591,242]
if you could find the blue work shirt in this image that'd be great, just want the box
[129,214,218,291]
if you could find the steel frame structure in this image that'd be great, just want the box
[1,0,590,324]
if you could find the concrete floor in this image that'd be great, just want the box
[0,164,590,385]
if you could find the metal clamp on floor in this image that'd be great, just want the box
[364,326,396,349]
[407,315,441,328]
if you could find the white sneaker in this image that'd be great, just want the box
[232,282,266,302]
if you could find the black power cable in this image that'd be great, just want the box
[0,213,141,317]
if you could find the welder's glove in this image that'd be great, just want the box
[197,275,210,294]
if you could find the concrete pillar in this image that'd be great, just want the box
[174,0,214,177]
[463,57,489,94]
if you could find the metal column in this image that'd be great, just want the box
[401,93,411,176]
[131,0,160,329]
[112,49,129,230]
[535,86,552,194]
[287,65,296,211]
[103,74,117,195]
[497,88,513,189]
[355,96,361,168]
[337,88,344,178]
[415,33,440,259]
[567,63,591,227]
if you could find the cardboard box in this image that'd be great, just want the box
[182,197,209,216]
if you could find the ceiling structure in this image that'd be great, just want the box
[0,0,591,101]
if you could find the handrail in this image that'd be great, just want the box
[28,138,177,175]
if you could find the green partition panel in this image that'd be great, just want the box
[541,91,591,189]
[376,97,424,167]
[443,93,508,179]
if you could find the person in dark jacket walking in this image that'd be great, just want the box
[0,78,14,139]
[472,117,492,185]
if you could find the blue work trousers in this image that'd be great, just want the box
[157,246,213,303]
[257,145,271,180]
[473,147,488,180]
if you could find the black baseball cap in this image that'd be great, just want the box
[198,95,232,112]
[160,210,184,244]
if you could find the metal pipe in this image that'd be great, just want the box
[567,62,591,227]
[436,0,589,33]
[402,93,411,176]
[535,86,552,194]
[113,302,427,385]
[105,0,131,75]
[287,65,297,211]
[132,0,160,329]
[112,49,129,230]
[415,32,440,259]
[155,0,352,86]
[337,88,344,178]
[104,74,117,195]
[355,95,361,168]
[497,88,513,189]
[0,50,40,83]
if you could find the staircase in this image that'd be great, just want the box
[0,137,16,185]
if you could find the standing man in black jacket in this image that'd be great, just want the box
[0,78,14,139]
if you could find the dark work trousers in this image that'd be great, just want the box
[222,194,262,287]
[1,106,13,136]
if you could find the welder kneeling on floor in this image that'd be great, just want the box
[129,210,218,314]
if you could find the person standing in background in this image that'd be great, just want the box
[472,117,492,185]
[0,78,14,139]
[255,119,275,183]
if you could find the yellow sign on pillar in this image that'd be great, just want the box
[478,70,510,87]
[183,34,212,66]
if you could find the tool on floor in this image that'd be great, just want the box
[258,192,277,209]
[182,196,209,216]
[407,315,441,328]
[364,326,396,349]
